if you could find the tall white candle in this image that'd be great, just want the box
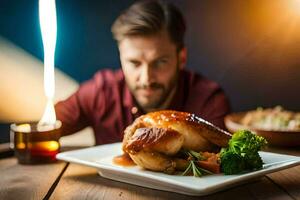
[38,0,57,126]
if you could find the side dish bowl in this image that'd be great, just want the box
[225,112,300,146]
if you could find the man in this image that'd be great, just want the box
[55,0,230,145]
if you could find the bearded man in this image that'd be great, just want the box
[55,0,230,144]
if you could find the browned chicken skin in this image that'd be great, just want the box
[122,110,231,173]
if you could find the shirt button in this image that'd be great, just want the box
[131,107,138,115]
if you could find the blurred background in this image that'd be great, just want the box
[1,0,300,143]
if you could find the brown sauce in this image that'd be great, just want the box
[113,153,136,166]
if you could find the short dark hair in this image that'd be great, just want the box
[111,0,186,50]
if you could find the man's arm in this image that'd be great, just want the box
[55,92,89,136]
[55,75,103,136]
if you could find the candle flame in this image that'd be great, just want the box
[38,0,57,126]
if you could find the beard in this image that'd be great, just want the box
[131,64,180,111]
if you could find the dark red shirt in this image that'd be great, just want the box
[55,69,230,145]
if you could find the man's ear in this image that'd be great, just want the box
[178,47,187,70]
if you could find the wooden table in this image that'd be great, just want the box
[1,146,300,200]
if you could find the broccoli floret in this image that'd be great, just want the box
[220,151,246,175]
[220,130,267,175]
[245,152,263,170]
[229,130,267,154]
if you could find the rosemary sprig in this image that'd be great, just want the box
[181,161,213,177]
[191,161,202,177]
[188,150,203,160]
[196,164,213,175]
[181,161,193,176]
[180,149,214,177]
[181,149,205,161]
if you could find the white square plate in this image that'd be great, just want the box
[57,142,300,196]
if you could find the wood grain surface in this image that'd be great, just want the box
[1,146,300,200]
[0,158,67,200]
[50,163,294,200]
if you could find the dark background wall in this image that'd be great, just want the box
[1,0,300,142]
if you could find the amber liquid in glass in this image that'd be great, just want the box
[12,122,61,164]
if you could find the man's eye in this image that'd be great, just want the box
[130,61,141,67]
[159,59,167,64]
[154,59,168,68]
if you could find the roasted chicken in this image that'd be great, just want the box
[122,110,231,173]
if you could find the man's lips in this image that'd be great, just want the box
[136,86,164,97]
[135,83,164,97]
[138,88,157,96]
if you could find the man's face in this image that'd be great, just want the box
[119,30,186,110]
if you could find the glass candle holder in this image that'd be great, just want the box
[10,121,62,164]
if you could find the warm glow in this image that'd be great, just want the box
[16,124,31,132]
[38,0,57,126]
[38,99,56,128]
[288,0,300,17]
[29,141,60,151]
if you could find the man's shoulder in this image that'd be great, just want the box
[77,68,125,103]
[182,69,221,93]
[92,68,124,85]
[81,68,125,93]
[181,69,230,127]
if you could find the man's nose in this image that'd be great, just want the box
[139,65,153,85]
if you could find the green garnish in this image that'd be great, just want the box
[180,149,205,161]
[188,150,204,160]
[191,162,203,177]
[181,161,213,177]
[220,130,268,175]
[181,161,193,176]
[180,150,212,177]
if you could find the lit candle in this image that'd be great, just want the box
[38,0,57,128]
[10,0,62,164]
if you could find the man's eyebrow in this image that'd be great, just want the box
[126,58,140,62]
[155,54,171,60]
[126,54,171,61]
